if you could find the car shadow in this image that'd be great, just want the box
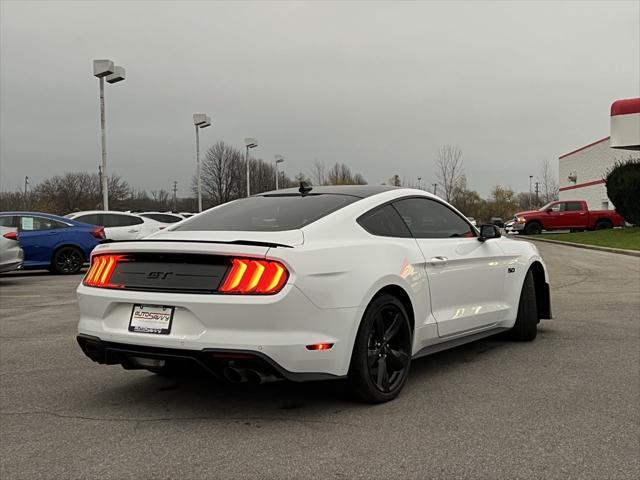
[85,334,529,418]
[0,269,87,278]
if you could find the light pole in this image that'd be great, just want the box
[244,138,258,197]
[23,176,29,209]
[417,176,422,190]
[275,155,284,190]
[193,114,211,212]
[529,175,533,210]
[93,59,125,211]
[432,183,438,195]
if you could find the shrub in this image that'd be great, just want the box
[605,157,640,225]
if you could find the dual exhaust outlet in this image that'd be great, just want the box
[223,366,281,384]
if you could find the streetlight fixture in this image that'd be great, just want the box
[193,114,211,212]
[275,155,285,190]
[244,138,258,197]
[417,176,422,190]
[93,59,126,211]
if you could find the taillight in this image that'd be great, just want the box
[3,231,18,241]
[219,258,288,295]
[84,255,122,288]
[91,227,106,240]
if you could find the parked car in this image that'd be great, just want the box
[76,185,551,403]
[489,217,504,228]
[504,219,516,234]
[65,211,163,241]
[511,200,625,235]
[0,212,104,274]
[0,227,24,273]
[138,212,184,224]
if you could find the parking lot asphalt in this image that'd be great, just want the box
[1,242,639,480]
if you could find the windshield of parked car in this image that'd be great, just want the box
[173,194,360,231]
[538,202,555,211]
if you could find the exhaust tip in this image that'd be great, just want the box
[223,366,247,384]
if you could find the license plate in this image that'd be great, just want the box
[129,304,174,335]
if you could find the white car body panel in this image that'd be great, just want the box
[0,226,24,273]
[76,188,550,378]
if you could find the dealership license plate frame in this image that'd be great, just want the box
[129,304,175,335]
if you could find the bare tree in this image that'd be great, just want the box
[199,141,245,206]
[310,160,327,186]
[150,189,171,210]
[538,159,559,204]
[327,163,367,185]
[435,145,464,203]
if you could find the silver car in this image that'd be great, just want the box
[0,226,24,273]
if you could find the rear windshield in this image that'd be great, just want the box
[173,194,360,231]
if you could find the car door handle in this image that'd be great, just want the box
[128,229,139,233]
[430,256,448,266]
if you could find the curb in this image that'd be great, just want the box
[517,235,640,257]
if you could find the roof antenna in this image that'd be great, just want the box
[298,181,313,196]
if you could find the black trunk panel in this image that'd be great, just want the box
[109,253,228,293]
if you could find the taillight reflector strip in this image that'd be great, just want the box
[84,255,122,287]
[220,258,288,295]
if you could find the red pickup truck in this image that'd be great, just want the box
[511,200,625,235]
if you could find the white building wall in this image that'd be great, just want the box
[558,137,629,210]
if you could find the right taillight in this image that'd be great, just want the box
[3,231,18,241]
[91,227,106,240]
[219,258,288,295]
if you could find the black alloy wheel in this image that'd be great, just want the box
[52,247,84,275]
[349,294,412,403]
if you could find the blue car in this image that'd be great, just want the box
[0,211,105,274]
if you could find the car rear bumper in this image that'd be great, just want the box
[76,283,360,377]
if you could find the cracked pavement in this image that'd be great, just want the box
[1,243,639,479]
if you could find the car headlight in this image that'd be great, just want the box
[516,216,526,223]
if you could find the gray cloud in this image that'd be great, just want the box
[1,0,638,197]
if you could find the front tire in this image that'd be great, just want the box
[51,246,84,275]
[348,294,412,403]
[508,270,538,341]
[524,222,542,235]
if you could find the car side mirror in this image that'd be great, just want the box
[546,208,553,213]
[478,224,501,242]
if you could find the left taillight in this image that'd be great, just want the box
[83,254,122,288]
[3,231,18,241]
[91,227,106,240]
[219,258,289,295]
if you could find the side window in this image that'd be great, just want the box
[549,203,562,213]
[75,214,100,226]
[19,216,66,231]
[565,202,583,212]
[0,216,15,227]
[393,198,475,239]
[127,215,144,226]
[102,214,143,227]
[358,205,412,238]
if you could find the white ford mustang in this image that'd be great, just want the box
[77,185,551,403]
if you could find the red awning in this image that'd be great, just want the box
[611,98,640,116]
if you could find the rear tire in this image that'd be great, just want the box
[508,270,538,341]
[594,220,612,230]
[524,222,542,235]
[348,294,412,403]
[51,246,84,275]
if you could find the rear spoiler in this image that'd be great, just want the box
[98,239,293,249]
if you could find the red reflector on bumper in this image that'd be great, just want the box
[305,343,334,351]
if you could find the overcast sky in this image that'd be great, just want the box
[1,0,638,197]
